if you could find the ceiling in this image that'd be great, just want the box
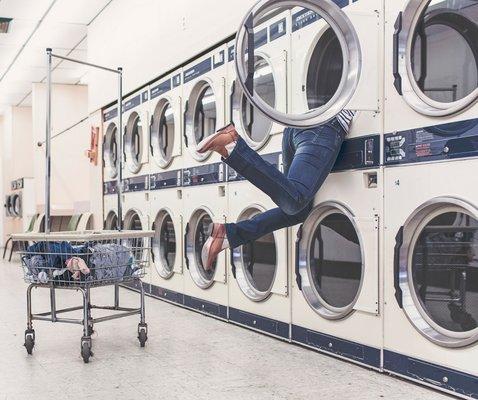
[0,0,113,115]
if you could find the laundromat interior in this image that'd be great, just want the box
[0,0,477,399]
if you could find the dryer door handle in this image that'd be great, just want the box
[394,226,404,308]
[393,12,403,95]
[184,222,190,269]
[295,224,303,291]
[183,100,189,148]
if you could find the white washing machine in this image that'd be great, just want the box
[4,195,13,218]
[148,70,183,174]
[102,104,120,184]
[148,70,186,304]
[383,0,478,397]
[10,178,35,231]
[233,0,385,365]
[122,88,150,181]
[234,0,382,129]
[182,46,227,168]
[182,164,228,319]
[226,9,288,155]
[149,171,184,305]
[103,181,119,230]
[384,161,478,399]
[227,152,290,339]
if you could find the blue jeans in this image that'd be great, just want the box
[224,118,346,248]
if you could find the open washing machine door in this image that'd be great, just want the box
[394,0,478,116]
[235,0,380,128]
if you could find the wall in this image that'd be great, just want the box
[1,107,33,240]
[87,0,257,111]
[32,83,92,216]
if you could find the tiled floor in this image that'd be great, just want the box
[0,258,452,400]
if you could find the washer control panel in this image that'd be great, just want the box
[182,162,225,187]
[384,118,478,165]
[150,169,182,190]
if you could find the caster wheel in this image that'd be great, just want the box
[24,330,35,355]
[138,323,148,348]
[81,340,93,363]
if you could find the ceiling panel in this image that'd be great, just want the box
[0,0,53,21]
[0,19,37,46]
[29,22,87,49]
[46,0,112,25]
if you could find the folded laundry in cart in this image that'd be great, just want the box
[90,243,135,281]
[66,257,91,280]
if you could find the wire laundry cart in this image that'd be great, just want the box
[13,230,153,363]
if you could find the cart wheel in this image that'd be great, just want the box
[81,340,92,363]
[138,323,148,348]
[24,330,35,355]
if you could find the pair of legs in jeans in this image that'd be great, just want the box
[224,117,346,249]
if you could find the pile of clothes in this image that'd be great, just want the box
[23,241,142,284]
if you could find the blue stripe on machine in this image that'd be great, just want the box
[213,50,225,69]
[254,27,268,48]
[183,58,212,83]
[172,73,181,87]
[103,181,117,195]
[292,325,381,368]
[150,169,182,190]
[292,1,349,32]
[270,18,287,41]
[150,79,172,99]
[228,45,235,62]
[150,284,185,305]
[183,295,228,319]
[122,175,149,192]
[182,162,225,186]
[384,350,478,399]
[229,308,289,339]
[104,108,118,122]
[123,94,142,112]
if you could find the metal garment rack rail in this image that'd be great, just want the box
[11,49,154,364]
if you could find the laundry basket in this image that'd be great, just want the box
[12,230,154,363]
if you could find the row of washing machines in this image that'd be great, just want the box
[101,1,478,398]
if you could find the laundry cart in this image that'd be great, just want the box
[12,230,153,363]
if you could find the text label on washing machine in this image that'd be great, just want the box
[122,175,149,192]
[103,181,117,195]
[150,170,182,190]
[270,18,287,42]
[103,108,118,122]
[123,94,142,112]
[182,162,224,186]
[150,79,172,99]
[183,58,212,83]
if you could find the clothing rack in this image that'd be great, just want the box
[45,48,124,232]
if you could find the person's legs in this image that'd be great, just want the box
[202,119,345,268]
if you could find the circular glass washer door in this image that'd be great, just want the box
[123,209,144,249]
[297,204,364,319]
[184,81,217,161]
[5,196,12,216]
[398,199,478,347]
[104,210,118,230]
[152,210,177,279]
[186,209,217,289]
[232,207,277,301]
[397,0,478,115]
[11,194,21,217]
[124,112,143,173]
[235,0,361,128]
[103,123,118,179]
[151,99,175,168]
[232,56,276,149]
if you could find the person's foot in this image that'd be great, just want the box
[197,123,238,158]
[201,223,229,271]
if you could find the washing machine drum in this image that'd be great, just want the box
[152,211,177,278]
[186,209,217,289]
[397,202,478,347]
[104,210,118,230]
[232,207,277,301]
[232,56,276,149]
[151,100,175,168]
[11,193,21,217]
[297,207,363,319]
[4,195,13,216]
[124,112,143,173]
[103,123,118,179]
[234,0,361,127]
[395,0,478,116]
